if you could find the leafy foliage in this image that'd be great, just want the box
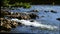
[1,0,31,8]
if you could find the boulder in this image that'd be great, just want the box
[50,10,57,13]
[1,10,11,17]
[29,13,39,19]
[56,18,60,21]
[0,23,11,31]
[30,20,34,22]
[20,15,31,20]
[0,18,11,31]
[11,21,18,28]
[0,18,19,32]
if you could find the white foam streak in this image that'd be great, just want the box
[11,19,58,30]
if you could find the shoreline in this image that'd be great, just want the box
[0,5,60,33]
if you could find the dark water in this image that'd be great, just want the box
[7,5,60,34]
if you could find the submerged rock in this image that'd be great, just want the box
[50,10,57,13]
[41,16,45,17]
[56,18,60,21]
[30,10,39,12]
[44,10,49,13]
[30,20,34,22]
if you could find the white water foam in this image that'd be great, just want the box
[11,18,58,30]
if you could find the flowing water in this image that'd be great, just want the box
[7,5,60,34]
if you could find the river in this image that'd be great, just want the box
[6,5,60,34]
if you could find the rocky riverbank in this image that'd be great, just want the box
[1,7,59,32]
[0,18,19,32]
[0,9,39,32]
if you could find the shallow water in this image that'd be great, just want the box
[8,5,60,34]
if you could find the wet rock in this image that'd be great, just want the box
[2,24,11,31]
[0,24,11,31]
[0,18,19,32]
[29,13,39,19]
[11,21,18,28]
[15,13,31,20]
[30,10,39,12]
[5,12,38,20]
[56,18,60,21]
[1,10,11,15]
[21,15,31,20]
[50,10,57,13]
[0,26,11,31]
[0,17,3,19]
[41,16,45,17]
[1,10,11,17]
[44,10,49,13]
[30,25,33,27]
[0,18,11,31]
[30,20,34,22]
[17,22,22,25]
[6,13,26,20]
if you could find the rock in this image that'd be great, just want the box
[16,14,31,20]
[21,15,31,20]
[30,20,34,22]
[5,12,38,20]
[56,18,60,21]
[1,10,11,17]
[3,24,11,31]
[0,24,11,31]
[11,21,18,28]
[29,13,39,19]
[44,10,49,13]
[0,30,6,32]
[17,22,22,25]
[0,18,19,32]
[0,18,11,31]
[1,10,10,15]
[30,25,33,27]
[0,18,4,20]
[50,10,57,13]
[41,16,44,17]
[30,10,39,12]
